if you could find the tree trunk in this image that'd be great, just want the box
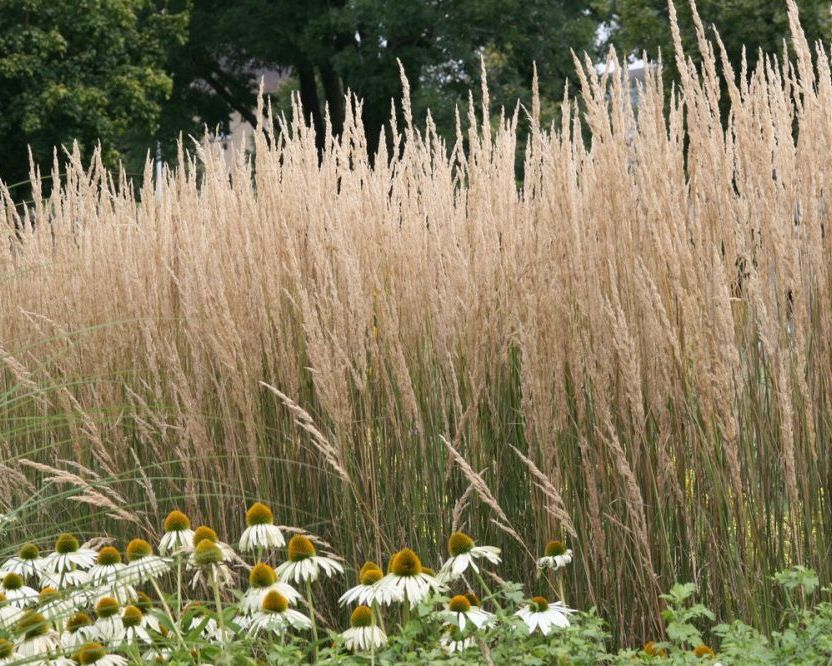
[297,64,324,150]
[318,62,345,138]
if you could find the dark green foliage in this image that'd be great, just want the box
[0,0,188,188]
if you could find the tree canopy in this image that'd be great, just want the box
[0,0,188,189]
[1,0,831,189]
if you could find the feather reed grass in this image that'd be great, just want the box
[1,0,830,642]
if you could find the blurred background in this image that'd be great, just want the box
[1,0,830,194]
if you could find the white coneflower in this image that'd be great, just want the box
[14,611,59,659]
[182,603,232,643]
[132,592,162,633]
[92,597,124,642]
[121,540,170,585]
[339,562,402,607]
[133,592,162,633]
[247,590,311,634]
[241,563,301,615]
[341,605,386,652]
[61,612,96,651]
[141,647,172,663]
[74,642,128,665]
[115,605,154,646]
[515,596,574,635]
[189,540,233,590]
[187,526,236,561]
[378,548,444,608]
[536,540,573,571]
[1,543,45,581]
[439,624,476,654]
[0,593,24,630]
[37,587,80,624]
[0,638,15,665]
[437,532,501,583]
[438,594,494,630]
[275,535,343,584]
[88,547,135,604]
[239,502,285,552]
[1,572,38,608]
[44,534,97,579]
[158,510,196,556]
[39,566,90,590]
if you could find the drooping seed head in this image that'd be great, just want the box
[261,590,288,613]
[122,605,142,628]
[135,592,152,614]
[350,605,373,628]
[96,547,122,566]
[694,644,715,658]
[163,510,191,532]
[644,641,667,657]
[531,596,549,612]
[390,548,422,577]
[444,623,465,641]
[194,540,223,566]
[287,535,315,562]
[245,502,274,526]
[76,642,107,664]
[2,573,23,590]
[126,539,153,561]
[249,563,277,588]
[360,568,383,585]
[192,526,218,547]
[448,532,475,556]
[16,611,49,639]
[464,592,480,607]
[55,533,80,554]
[544,540,566,557]
[448,595,472,613]
[67,612,93,633]
[18,543,39,560]
[0,638,11,658]
[95,597,120,619]
[358,561,381,579]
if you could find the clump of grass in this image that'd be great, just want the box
[1,0,830,644]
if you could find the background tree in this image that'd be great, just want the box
[0,0,188,190]
[597,0,832,75]
[160,0,598,157]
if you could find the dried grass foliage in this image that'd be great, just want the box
[1,0,830,641]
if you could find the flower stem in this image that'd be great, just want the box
[305,579,318,663]
[211,568,226,639]
[150,578,187,650]
[370,609,377,666]
[373,601,386,634]
[175,556,183,619]
[474,569,501,610]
